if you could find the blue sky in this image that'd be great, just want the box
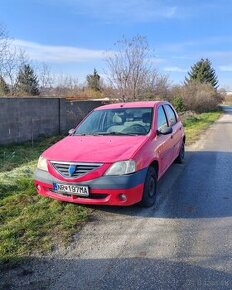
[1,0,232,89]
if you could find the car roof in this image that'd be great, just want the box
[95,101,165,110]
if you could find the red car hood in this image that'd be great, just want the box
[43,135,148,163]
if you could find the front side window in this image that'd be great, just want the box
[164,105,177,126]
[157,106,168,132]
[75,108,153,136]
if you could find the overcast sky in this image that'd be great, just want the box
[1,0,232,89]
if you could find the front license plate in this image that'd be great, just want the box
[53,183,89,197]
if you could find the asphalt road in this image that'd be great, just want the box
[2,109,232,290]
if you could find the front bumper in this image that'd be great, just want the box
[34,168,147,206]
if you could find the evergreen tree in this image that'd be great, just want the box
[185,58,218,89]
[86,69,101,91]
[15,64,40,95]
[0,76,10,96]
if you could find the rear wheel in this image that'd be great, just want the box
[140,166,157,208]
[175,142,185,164]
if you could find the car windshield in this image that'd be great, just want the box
[74,108,153,136]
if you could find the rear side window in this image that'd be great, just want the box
[157,106,168,131]
[164,105,177,126]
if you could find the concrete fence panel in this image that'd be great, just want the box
[0,98,105,145]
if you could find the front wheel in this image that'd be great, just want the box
[140,167,157,208]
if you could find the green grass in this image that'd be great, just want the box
[182,111,221,145]
[0,137,90,264]
[0,136,61,173]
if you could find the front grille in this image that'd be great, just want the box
[51,161,103,178]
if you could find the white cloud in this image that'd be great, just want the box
[13,39,112,63]
[163,66,187,73]
[150,57,166,64]
[171,56,194,60]
[208,51,232,58]
[219,65,232,72]
[58,0,178,23]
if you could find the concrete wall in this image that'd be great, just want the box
[64,100,106,131]
[0,98,105,145]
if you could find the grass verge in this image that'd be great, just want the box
[182,111,221,145]
[0,137,90,265]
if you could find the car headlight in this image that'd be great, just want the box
[37,156,48,171]
[105,160,136,176]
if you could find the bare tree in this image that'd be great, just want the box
[38,63,53,88]
[106,35,161,101]
[37,63,54,96]
[0,25,11,78]
[4,48,28,94]
[149,73,170,99]
[0,25,10,67]
[0,24,29,94]
[52,74,79,97]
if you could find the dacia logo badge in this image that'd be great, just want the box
[68,164,76,176]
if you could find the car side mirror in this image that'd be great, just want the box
[68,128,75,135]
[156,126,173,136]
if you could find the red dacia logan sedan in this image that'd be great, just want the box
[35,101,185,207]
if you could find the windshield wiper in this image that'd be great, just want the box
[92,131,142,136]
[74,133,89,136]
[92,132,125,135]
[74,131,145,136]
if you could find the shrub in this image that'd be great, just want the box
[172,96,185,112]
[223,93,232,104]
[180,81,222,113]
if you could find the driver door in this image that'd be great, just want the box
[156,105,174,175]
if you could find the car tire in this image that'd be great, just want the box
[175,142,185,164]
[140,166,157,208]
